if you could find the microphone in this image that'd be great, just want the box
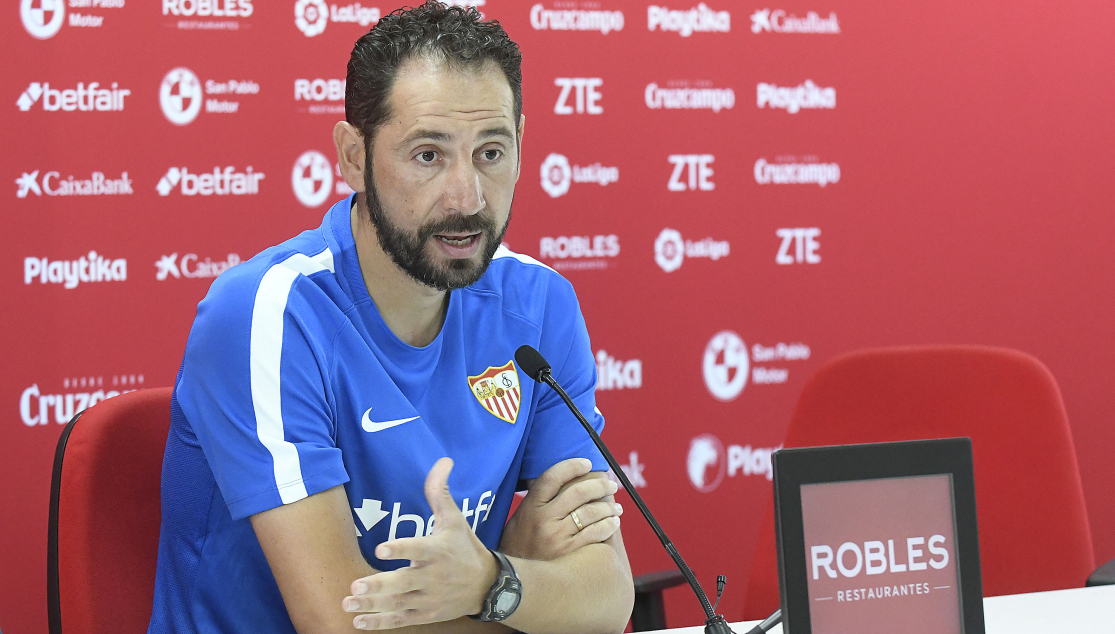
[516,345,744,634]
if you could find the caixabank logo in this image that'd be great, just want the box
[20,0,125,39]
[160,67,260,126]
[156,252,242,280]
[292,150,354,208]
[750,8,839,34]
[16,169,133,198]
[294,0,380,37]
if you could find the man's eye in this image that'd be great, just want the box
[418,151,437,163]
[482,150,502,161]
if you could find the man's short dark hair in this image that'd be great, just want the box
[346,1,523,144]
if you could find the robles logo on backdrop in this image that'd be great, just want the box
[750,8,839,34]
[539,153,618,199]
[530,3,624,35]
[163,0,253,31]
[24,251,126,290]
[686,433,782,492]
[653,228,729,273]
[17,81,130,113]
[157,166,264,196]
[538,234,619,271]
[702,330,811,401]
[294,0,380,37]
[159,67,259,125]
[295,78,346,115]
[156,252,242,281]
[292,150,354,208]
[20,0,125,39]
[755,156,841,187]
[20,374,142,427]
[647,3,729,36]
[646,81,734,113]
[16,169,132,198]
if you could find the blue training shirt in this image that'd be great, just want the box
[149,195,607,633]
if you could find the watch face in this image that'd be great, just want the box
[494,589,519,614]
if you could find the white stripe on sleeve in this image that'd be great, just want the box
[249,248,335,505]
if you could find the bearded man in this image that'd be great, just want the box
[148,3,633,633]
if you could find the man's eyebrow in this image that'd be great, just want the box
[477,126,516,142]
[400,129,452,145]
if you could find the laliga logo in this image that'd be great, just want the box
[295,0,328,36]
[687,434,725,493]
[540,153,572,198]
[703,330,749,401]
[160,68,203,126]
[21,0,65,39]
[292,150,334,207]
[654,228,684,273]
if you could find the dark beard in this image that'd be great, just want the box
[363,158,510,291]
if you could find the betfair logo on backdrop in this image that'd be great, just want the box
[295,0,380,37]
[645,82,734,112]
[647,4,729,36]
[539,153,619,198]
[654,228,729,273]
[20,0,124,38]
[750,8,840,34]
[757,81,835,113]
[157,167,264,196]
[554,78,602,115]
[530,4,624,35]
[16,82,130,112]
[754,158,840,187]
[667,154,714,191]
[16,170,133,198]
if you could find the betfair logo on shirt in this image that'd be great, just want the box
[353,491,495,539]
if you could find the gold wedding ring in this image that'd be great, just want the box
[570,509,585,532]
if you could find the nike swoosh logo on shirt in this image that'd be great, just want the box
[361,407,419,433]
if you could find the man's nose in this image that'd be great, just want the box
[444,159,486,216]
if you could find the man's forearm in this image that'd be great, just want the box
[503,535,634,634]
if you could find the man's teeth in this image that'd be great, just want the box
[437,235,475,246]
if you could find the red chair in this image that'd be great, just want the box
[743,346,1097,620]
[48,388,173,634]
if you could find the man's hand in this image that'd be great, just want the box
[500,458,623,561]
[343,458,498,630]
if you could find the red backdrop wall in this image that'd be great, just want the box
[3,1,1114,631]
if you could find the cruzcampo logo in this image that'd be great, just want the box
[468,360,522,424]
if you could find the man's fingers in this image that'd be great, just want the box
[353,608,440,630]
[347,569,422,605]
[374,536,435,563]
[423,457,462,531]
[552,477,619,517]
[529,458,593,504]
[570,516,622,550]
[569,500,622,531]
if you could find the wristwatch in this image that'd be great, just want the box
[469,549,522,622]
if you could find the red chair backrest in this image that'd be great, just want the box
[48,388,172,634]
[742,346,1094,620]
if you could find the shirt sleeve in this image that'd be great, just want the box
[175,263,349,520]
[518,277,609,482]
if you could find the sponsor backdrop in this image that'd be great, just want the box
[3,0,1114,631]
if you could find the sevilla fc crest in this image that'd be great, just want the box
[469,361,522,424]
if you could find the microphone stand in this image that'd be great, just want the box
[536,368,735,634]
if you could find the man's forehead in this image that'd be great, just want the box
[384,56,515,140]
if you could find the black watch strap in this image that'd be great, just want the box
[469,550,522,622]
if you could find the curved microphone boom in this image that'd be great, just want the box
[515,345,735,634]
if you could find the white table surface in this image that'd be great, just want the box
[646,584,1115,634]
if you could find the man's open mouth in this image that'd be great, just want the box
[434,232,481,247]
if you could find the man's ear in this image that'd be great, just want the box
[333,121,367,193]
[514,113,526,182]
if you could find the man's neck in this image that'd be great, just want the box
[350,199,448,348]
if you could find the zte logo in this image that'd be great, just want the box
[668,154,714,191]
[16,82,129,112]
[811,536,950,580]
[162,0,254,17]
[554,78,602,115]
[776,228,821,265]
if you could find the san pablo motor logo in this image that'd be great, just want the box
[468,361,522,424]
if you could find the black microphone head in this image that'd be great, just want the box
[515,345,551,382]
